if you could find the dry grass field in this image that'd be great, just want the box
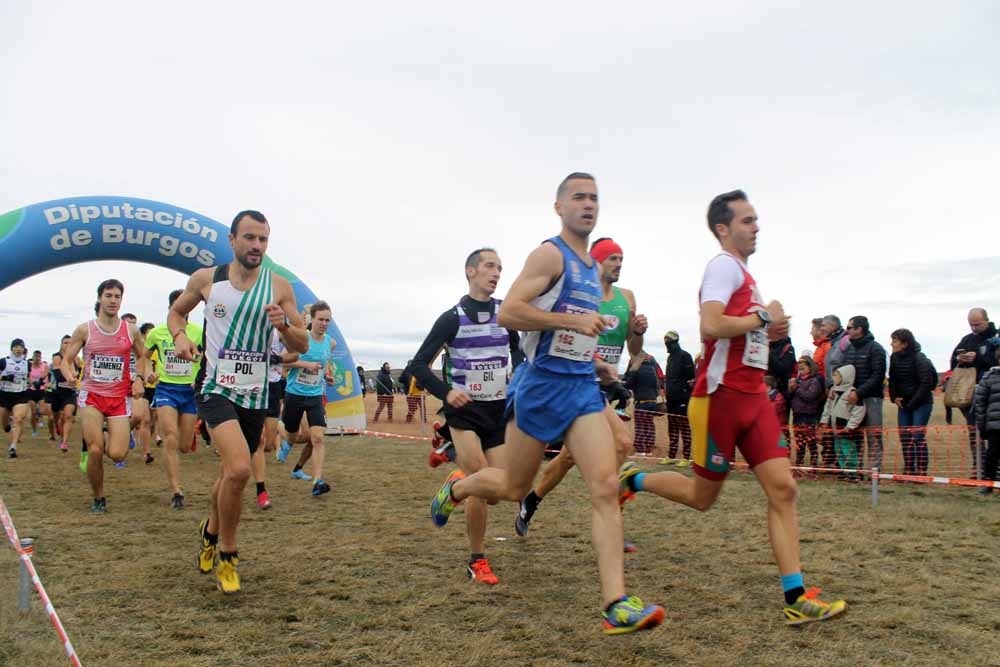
[1,420,999,667]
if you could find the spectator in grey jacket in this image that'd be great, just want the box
[821,315,849,389]
[972,347,1000,495]
[842,315,887,469]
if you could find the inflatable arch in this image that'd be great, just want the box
[0,196,366,432]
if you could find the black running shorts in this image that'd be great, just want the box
[444,399,506,450]
[267,379,285,419]
[196,392,267,454]
[281,392,326,431]
[0,391,30,410]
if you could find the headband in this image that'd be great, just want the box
[590,238,623,264]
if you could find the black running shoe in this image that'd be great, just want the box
[171,493,185,511]
[7,446,16,458]
[515,498,535,537]
[90,497,107,514]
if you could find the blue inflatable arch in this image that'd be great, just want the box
[0,195,366,431]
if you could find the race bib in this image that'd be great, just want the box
[296,367,322,387]
[163,350,193,377]
[549,330,597,362]
[595,344,622,365]
[214,349,266,394]
[0,378,26,393]
[464,367,506,401]
[90,355,125,384]
[742,329,769,370]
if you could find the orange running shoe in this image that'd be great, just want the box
[467,558,499,585]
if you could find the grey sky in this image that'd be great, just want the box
[2,2,998,370]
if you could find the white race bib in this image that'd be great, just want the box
[742,329,769,370]
[549,330,597,362]
[0,379,26,393]
[90,355,125,384]
[215,349,266,394]
[595,344,622,365]
[464,368,506,401]
[163,350,193,377]
[296,368,322,387]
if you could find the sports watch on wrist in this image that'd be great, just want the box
[756,309,771,329]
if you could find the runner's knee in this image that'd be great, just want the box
[588,472,619,506]
[767,476,797,506]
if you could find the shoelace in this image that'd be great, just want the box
[801,587,829,608]
[471,560,494,577]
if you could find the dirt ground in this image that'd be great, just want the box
[1,422,999,667]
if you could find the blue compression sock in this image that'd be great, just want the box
[781,572,805,605]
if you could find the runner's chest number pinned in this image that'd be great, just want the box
[215,349,266,393]
[90,355,125,383]
[743,329,769,370]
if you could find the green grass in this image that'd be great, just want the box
[1,431,998,666]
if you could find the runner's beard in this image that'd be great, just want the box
[237,251,263,269]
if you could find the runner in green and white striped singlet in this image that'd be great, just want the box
[168,209,309,596]
[200,263,275,410]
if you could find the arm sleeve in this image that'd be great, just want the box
[798,376,822,404]
[847,404,866,430]
[974,379,989,430]
[699,255,744,305]
[411,309,459,402]
[907,356,935,410]
[857,345,887,399]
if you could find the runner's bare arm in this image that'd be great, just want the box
[62,323,87,381]
[621,288,646,358]
[700,300,789,340]
[129,323,148,397]
[271,276,309,353]
[498,243,607,337]
[170,269,211,360]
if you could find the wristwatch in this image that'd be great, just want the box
[756,309,771,329]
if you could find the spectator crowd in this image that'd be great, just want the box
[364,307,1000,491]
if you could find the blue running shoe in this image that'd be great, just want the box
[129,433,136,450]
[430,469,465,527]
[276,441,291,463]
[115,461,127,469]
[291,468,312,481]
[602,596,665,635]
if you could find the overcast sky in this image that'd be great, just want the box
[2,2,998,372]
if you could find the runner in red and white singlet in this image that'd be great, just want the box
[63,279,147,514]
[79,318,134,414]
[619,190,846,626]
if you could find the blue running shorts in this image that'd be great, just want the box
[504,363,604,443]
[152,382,198,415]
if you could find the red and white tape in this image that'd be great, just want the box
[337,427,433,442]
[0,497,82,667]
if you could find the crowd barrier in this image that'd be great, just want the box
[629,408,1000,490]
[0,497,82,666]
[355,393,999,492]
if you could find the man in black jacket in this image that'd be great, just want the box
[841,315,887,470]
[950,307,997,476]
[662,331,694,464]
[768,337,796,398]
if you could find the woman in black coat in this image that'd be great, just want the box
[888,329,936,475]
